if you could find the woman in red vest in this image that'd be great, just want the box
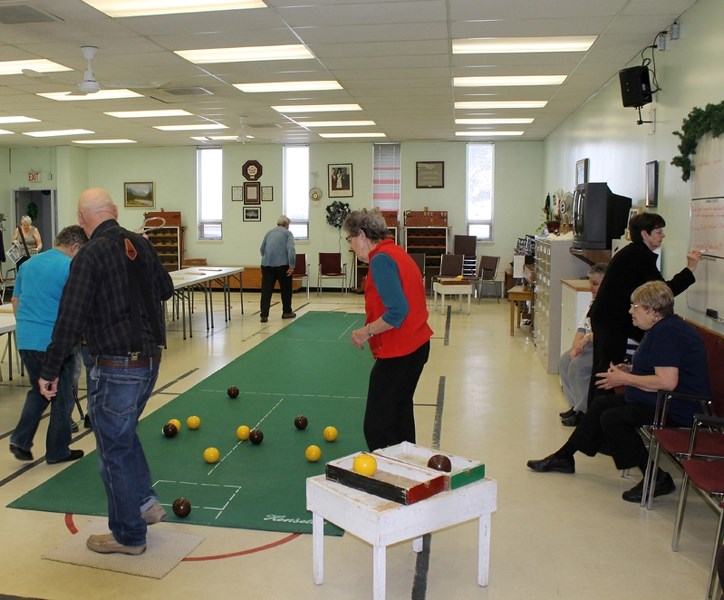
[344,209,433,451]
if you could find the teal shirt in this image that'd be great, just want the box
[13,248,71,351]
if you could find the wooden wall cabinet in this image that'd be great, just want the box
[404,226,450,288]
[144,211,184,272]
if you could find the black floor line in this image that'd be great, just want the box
[411,375,446,599]
[443,306,451,345]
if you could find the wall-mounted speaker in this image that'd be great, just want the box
[619,66,652,108]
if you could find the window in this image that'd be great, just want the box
[373,143,401,213]
[283,145,310,239]
[197,147,223,240]
[466,143,494,240]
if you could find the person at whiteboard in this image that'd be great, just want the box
[585,212,703,409]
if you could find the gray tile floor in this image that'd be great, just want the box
[0,291,715,599]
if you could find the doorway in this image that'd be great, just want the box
[14,189,57,251]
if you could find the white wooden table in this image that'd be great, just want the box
[306,475,497,600]
[0,311,17,381]
[432,279,474,314]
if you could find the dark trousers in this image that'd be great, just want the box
[586,320,633,408]
[364,341,430,451]
[564,395,655,472]
[260,265,293,317]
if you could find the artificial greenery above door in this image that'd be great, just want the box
[672,100,724,181]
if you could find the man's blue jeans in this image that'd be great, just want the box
[11,350,74,462]
[87,358,160,548]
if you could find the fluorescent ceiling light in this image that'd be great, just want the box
[455,101,547,109]
[0,59,71,76]
[318,132,386,139]
[455,131,524,137]
[73,139,137,144]
[303,120,376,127]
[453,36,596,54]
[83,0,266,18]
[454,75,566,87]
[105,110,192,118]
[272,104,362,113]
[176,45,311,64]
[153,123,228,131]
[0,116,40,124]
[24,129,94,138]
[0,129,14,135]
[38,90,143,101]
[455,118,534,125]
[235,81,341,93]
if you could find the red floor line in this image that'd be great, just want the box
[65,513,301,560]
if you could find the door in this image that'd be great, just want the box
[14,189,57,251]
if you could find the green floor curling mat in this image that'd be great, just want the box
[9,312,373,536]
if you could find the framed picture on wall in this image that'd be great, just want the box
[416,161,444,188]
[645,160,659,207]
[575,158,589,187]
[243,182,261,205]
[231,185,244,201]
[328,163,353,198]
[243,207,261,221]
[625,207,642,240]
[261,186,273,201]
[123,182,155,208]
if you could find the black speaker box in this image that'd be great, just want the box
[619,66,652,108]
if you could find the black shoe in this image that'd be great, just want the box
[282,312,296,319]
[47,449,84,464]
[559,408,576,418]
[9,444,33,461]
[526,453,575,474]
[622,473,675,503]
[260,316,268,323]
[561,411,584,427]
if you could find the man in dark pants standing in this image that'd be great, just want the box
[40,187,174,556]
[259,215,296,323]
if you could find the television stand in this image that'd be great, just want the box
[569,247,612,266]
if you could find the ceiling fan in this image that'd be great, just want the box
[23,45,166,95]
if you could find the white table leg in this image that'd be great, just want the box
[372,544,387,600]
[477,513,491,586]
[412,536,423,553]
[466,289,471,314]
[313,511,324,585]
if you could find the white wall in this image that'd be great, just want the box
[543,0,724,331]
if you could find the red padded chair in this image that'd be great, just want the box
[292,253,309,298]
[317,252,347,294]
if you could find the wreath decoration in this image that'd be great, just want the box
[672,100,724,182]
[325,200,351,229]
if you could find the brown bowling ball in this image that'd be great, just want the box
[162,423,178,438]
[427,454,452,472]
[172,497,191,518]
[227,386,240,398]
[294,415,309,430]
[249,429,264,445]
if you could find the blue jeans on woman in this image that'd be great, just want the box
[11,350,74,463]
[87,358,160,548]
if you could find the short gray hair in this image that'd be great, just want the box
[55,225,88,248]
[343,208,388,242]
[20,215,32,226]
[277,215,290,227]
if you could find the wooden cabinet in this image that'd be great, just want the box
[144,211,184,272]
[533,238,589,374]
[352,227,398,290]
[404,226,449,287]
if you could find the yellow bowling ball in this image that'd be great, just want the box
[305,445,322,462]
[353,453,377,477]
[186,416,201,430]
[322,426,338,442]
[203,447,220,464]
[236,425,251,441]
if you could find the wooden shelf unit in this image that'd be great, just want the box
[404,226,450,288]
[144,211,184,272]
[352,227,398,290]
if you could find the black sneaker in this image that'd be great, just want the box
[561,411,584,427]
[260,316,268,323]
[9,444,33,461]
[282,312,297,319]
[559,408,576,419]
[47,449,84,464]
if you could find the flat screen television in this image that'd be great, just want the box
[572,182,632,249]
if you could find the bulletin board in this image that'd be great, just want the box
[687,134,724,321]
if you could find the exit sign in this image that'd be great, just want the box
[28,170,41,183]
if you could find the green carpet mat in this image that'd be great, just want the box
[9,312,373,536]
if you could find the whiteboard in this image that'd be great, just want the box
[687,134,724,320]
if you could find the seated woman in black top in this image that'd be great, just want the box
[527,281,710,503]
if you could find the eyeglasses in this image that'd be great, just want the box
[345,233,357,244]
[630,303,647,309]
